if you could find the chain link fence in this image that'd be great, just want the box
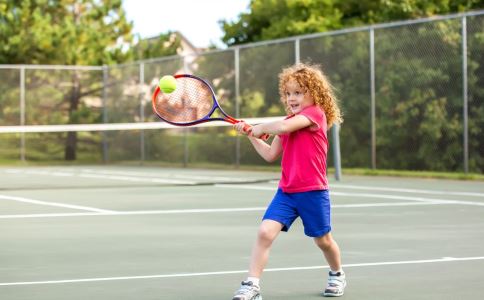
[1,11,483,173]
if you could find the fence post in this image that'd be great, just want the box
[235,47,241,168]
[462,16,469,174]
[295,38,300,64]
[182,59,189,167]
[102,65,108,163]
[369,27,377,170]
[20,66,25,162]
[139,62,145,164]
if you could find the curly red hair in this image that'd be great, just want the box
[278,63,343,128]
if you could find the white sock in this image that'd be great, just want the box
[330,269,344,274]
[247,277,260,286]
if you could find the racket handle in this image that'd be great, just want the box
[242,123,270,141]
[259,133,270,141]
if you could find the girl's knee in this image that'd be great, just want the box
[314,233,334,250]
[257,221,280,243]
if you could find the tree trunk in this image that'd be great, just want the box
[65,72,81,161]
[65,131,77,160]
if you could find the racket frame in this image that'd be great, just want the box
[152,74,236,126]
[152,74,269,140]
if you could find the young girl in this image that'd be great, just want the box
[231,63,345,299]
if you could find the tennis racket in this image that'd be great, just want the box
[152,74,269,140]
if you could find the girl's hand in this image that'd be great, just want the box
[233,121,249,135]
[250,124,265,138]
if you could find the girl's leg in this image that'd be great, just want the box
[314,232,341,271]
[248,219,284,278]
[315,232,346,296]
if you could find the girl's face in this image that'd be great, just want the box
[284,79,314,114]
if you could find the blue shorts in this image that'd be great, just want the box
[263,188,331,237]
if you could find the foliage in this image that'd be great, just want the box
[0,0,133,65]
[132,32,180,61]
[220,0,342,45]
[221,0,484,46]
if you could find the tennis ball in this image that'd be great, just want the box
[158,75,177,93]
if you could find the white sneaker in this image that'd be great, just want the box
[232,280,262,300]
[323,271,346,297]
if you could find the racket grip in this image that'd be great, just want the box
[242,123,270,141]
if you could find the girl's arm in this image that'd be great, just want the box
[251,115,313,137]
[247,134,282,163]
[234,115,312,162]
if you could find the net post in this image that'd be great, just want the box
[332,123,342,181]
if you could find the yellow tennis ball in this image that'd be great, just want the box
[158,75,177,93]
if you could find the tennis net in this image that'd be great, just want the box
[0,117,282,164]
[0,119,284,189]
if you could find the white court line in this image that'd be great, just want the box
[0,202,452,219]
[215,184,484,207]
[2,187,480,220]
[1,256,483,286]
[215,184,276,191]
[331,184,484,198]
[331,192,484,206]
[0,207,265,219]
[78,173,196,185]
[264,180,484,198]
[80,169,255,182]
[0,195,115,213]
[4,169,197,185]
[4,168,268,184]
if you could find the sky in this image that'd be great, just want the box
[122,0,250,48]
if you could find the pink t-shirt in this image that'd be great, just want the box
[278,105,328,193]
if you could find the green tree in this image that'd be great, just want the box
[220,0,342,45]
[221,0,484,46]
[0,0,133,65]
[132,32,181,61]
[0,0,133,160]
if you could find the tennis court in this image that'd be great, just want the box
[1,165,483,299]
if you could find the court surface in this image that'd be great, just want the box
[1,166,483,300]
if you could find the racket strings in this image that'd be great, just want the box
[154,78,213,123]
